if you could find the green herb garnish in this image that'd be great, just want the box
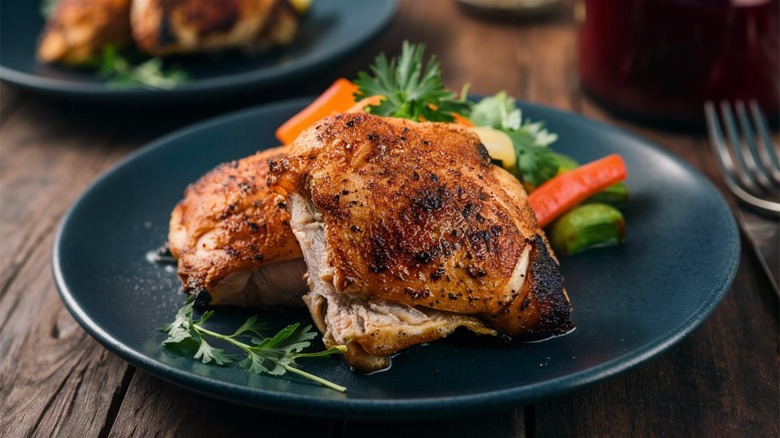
[40,0,58,19]
[470,91,559,188]
[354,41,471,122]
[96,46,188,90]
[162,298,347,392]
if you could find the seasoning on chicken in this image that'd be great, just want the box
[38,0,303,65]
[131,0,300,57]
[38,0,132,64]
[168,147,306,307]
[269,113,574,372]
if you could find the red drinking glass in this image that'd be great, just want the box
[577,0,779,124]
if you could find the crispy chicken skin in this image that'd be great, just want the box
[131,0,299,57]
[269,113,574,371]
[38,0,132,64]
[169,147,306,307]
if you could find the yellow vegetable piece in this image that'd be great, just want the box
[290,0,312,14]
[471,127,516,173]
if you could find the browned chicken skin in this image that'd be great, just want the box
[131,0,299,57]
[269,113,574,371]
[38,0,133,64]
[38,0,301,64]
[169,147,306,307]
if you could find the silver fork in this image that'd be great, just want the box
[706,100,780,294]
[704,100,780,215]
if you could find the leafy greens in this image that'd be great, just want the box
[354,41,471,123]
[162,298,347,392]
[96,46,188,90]
[470,92,560,188]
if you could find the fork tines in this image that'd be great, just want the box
[705,100,780,215]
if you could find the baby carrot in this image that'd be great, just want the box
[275,78,359,144]
[529,154,628,228]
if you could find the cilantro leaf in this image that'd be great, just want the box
[230,315,267,338]
[193,338,233,365]
[161,301,346,392]
[245,323,317,375]
[161,298,195,345]
[471,92,559,188]
[95,46,188,90]
[354,41,471,122]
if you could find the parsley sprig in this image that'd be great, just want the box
[470,91,560,188]
[354,41,471,122]
[162,298,347,392]
[97,46,188,90]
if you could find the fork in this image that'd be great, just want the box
[704,100,780,215]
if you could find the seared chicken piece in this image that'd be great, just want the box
[38,0,132,64]
[269,113,574,371]
[169,147,306,307]
[131,0,300,57]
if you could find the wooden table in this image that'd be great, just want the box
[2,1,777,436]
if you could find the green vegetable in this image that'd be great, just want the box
[470,92,559,188]
[583,182,629,206]
[549,203,625,256]
[162,298,347,392]
[354,41,471,122]
[551,152,579,173]
[96,46,188,90]
[549,152,628,206]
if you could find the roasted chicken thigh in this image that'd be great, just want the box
[38,0,302,64]
[38,0,132,64]
[131,0,299,57]
[269,113,574,371]
[169,147,306,307]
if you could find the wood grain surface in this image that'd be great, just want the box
[1,1,778,437]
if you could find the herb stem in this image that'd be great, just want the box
[283,364,347,393]
[192,322,346,392]
[193,325,253,352]
[295,345,348,358]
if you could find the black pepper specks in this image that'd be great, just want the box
[466,266,487,278]
[413,250,434,264]
[430,266,445,281]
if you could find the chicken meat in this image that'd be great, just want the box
[38,0,132,64]
[269,113,574,371]
[131,0,300,57]
[169,147,307,307]
[38,0,302,65]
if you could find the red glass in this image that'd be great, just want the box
[577,0,780,124]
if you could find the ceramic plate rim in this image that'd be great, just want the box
[0,0,397,100]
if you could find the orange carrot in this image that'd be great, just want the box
[529,154,628,228]
[452,112,474,127]
[346,95,384,113]
[275,78,359,145]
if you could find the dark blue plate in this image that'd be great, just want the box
[52,99,739,420]
[0,0,396,102]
